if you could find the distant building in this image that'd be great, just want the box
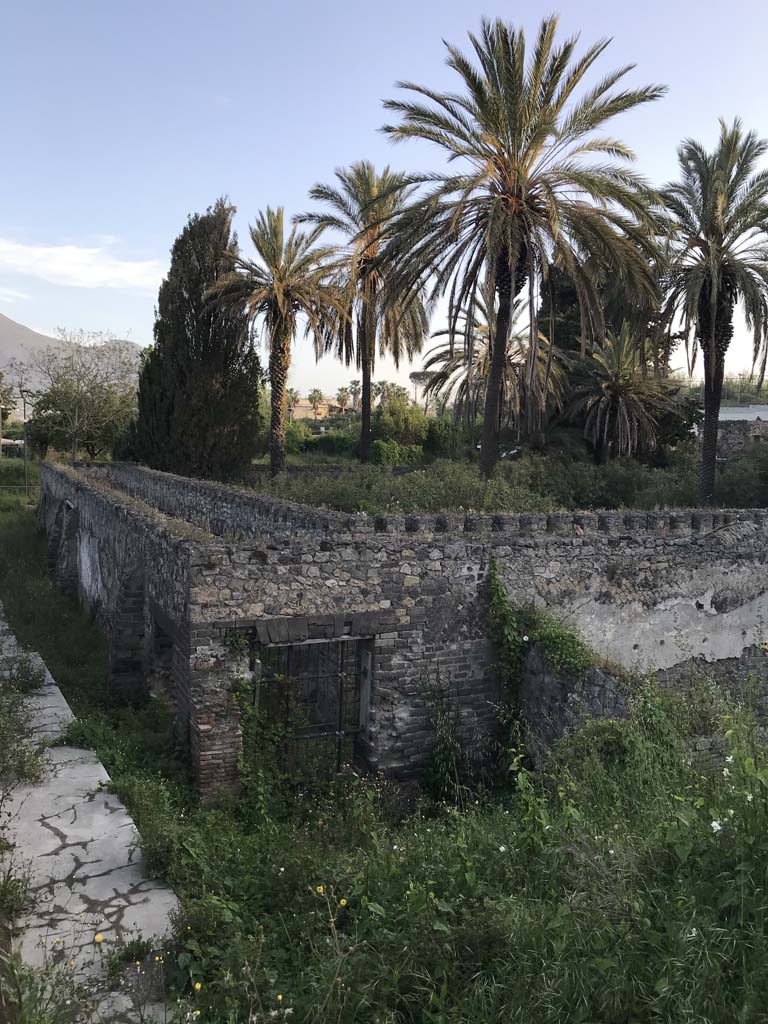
[291,397,342,421]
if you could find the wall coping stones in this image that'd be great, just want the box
[45,461,768,551]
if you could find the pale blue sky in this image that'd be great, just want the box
[2,0,767,392]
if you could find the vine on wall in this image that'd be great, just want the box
[487,559,594,712]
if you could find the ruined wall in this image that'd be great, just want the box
[43,462,768,788]
[82,464,768,671]
[710,419,768,459]
[39,465,246,797]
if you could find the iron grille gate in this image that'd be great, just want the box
[254,637,368,777]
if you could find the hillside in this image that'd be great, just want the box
[0,313,58,367]
[0,314,142,421]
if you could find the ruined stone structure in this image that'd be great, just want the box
[712,417,768,458]
[40,461,768,798]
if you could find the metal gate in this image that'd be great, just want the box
[254,637,369,777]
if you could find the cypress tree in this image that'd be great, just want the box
[129,198,262,479]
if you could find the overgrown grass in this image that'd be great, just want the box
[3,486,768,1021]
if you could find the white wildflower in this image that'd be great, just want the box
[723,767,731,778]
[710,820,722,833]
[747,793,754,803]
[498,845,507,853]
[726,755,734,764]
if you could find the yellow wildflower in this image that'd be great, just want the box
[339,898,347,907]
[94,933,104,944]
[194,981,202,992]
[277,994,283,1003]
[316,885,324,894]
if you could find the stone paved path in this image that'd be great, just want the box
[0,603,179,1020]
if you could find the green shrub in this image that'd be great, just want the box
[424,416,463,458]
[284,418,313,454]
[312,430,357,457]
[370,440,423,466]
[716,442,768,506]
[372,398,428,446]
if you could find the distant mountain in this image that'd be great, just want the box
[0,314,141,420]
[0,314,142,369]
[0,313,59,367]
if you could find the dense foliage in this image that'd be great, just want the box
[21,333,138,460]
[211,206,341,476]
[663,120,768,501]
[297,162,429,463]
[127,198,263,480]
[251,439,768,514]
[381,15,664,472]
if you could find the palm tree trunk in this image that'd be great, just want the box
[700,340,725,504]
[479,255,526,477]
[360,348,372,461]
[699,293,734,504]
[359,297,375,463]
[479,262,512,476]
[269,322,291,477]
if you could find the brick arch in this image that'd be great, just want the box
[108,560,147,703]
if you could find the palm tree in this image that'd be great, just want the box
[425,298,569,430]
[568,325,680,461]
[212,207,341,475]
[308,388,324,419]
[297,162,429,462]
[349,379,362,411]
[286,387,300,420]
[336,386,350,414]
[662,119,768,501]
[381,14,665,475]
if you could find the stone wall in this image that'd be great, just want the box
[80,463,768,675]
[40,461,768,797]
[519,642,628,763]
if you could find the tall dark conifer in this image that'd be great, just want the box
[129,199,262,479]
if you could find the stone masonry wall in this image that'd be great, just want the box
[39,465,247,797]
[82,463,768,676]
[41,462,768,793]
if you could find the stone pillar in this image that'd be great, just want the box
[189,639,250,802]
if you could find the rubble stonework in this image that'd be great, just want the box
[40,461,768,798]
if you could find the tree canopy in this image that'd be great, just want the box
[129,198,263,480]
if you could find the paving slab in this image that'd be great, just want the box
[0,601,179,1021]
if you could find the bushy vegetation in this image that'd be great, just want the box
[252,444,708,516]
[252,438,768,514]
[372,397,428,447]
[3,495,768,1020]
[124,199,264,480]
[370,439,423,466]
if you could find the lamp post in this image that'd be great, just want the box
[19,386,29,498]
